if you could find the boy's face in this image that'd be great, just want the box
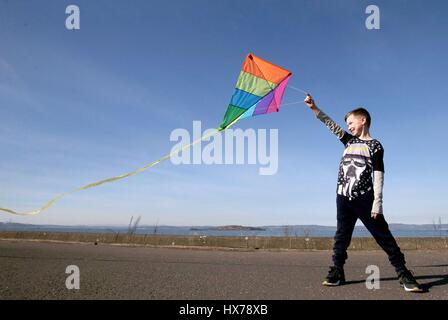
[346,114,366,137]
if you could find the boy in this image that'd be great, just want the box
[304,94,423,292]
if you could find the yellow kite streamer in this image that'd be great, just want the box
[0,124,232,216]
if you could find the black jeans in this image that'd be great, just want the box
[333,191,406,272]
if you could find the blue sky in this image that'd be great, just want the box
[1,0,447,226]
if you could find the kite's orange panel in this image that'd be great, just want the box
[242,54,292,84]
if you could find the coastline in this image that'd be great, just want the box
[1,231,447,251]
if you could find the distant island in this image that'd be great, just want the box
[190,225,266,231]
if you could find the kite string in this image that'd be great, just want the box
[0,120,244,216]
[279,84,310,107]
[281,101,304,106]
[288,85,309,96]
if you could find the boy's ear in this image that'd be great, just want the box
[360,116,367,126]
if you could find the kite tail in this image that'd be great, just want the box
[0,118,243,216]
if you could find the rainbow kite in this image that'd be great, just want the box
[0,54,292,216]
[220,54,292,130]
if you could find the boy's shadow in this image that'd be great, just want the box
[412,264,448,291]
[344,265,448,292]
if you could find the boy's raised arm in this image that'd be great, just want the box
[304,94,348,141]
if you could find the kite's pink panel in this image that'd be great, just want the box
[267,75,291,113]
[252,75,291,116]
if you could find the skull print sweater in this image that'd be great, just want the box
[316,110,384,214]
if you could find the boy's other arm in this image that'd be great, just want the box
[371,171,384,219]
[371,147,385,219]
[304,94,348,140]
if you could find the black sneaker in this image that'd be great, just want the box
[322,266,345,286]
[397,268,423,292]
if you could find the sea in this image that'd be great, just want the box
[1,223,447,238]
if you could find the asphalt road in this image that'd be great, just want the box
[0,239,447,300]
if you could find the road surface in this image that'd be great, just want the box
[0,239,447,300]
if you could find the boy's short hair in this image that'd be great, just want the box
[344,108,371,128]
